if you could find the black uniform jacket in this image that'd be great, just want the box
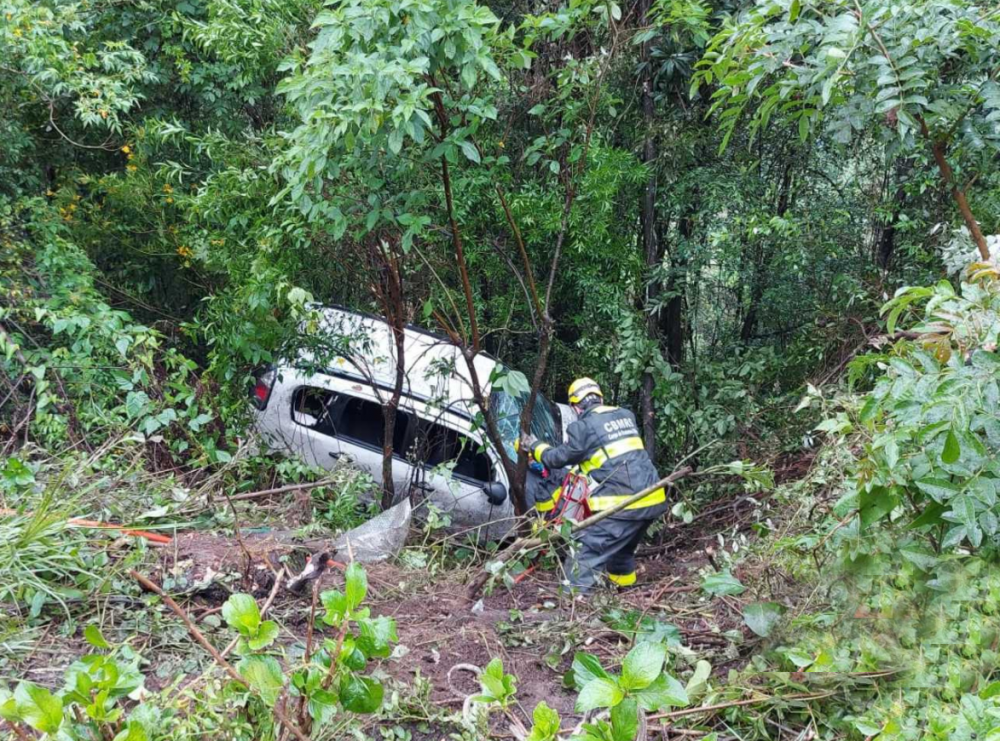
[531,405,667,520]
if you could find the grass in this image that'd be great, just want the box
[0,496,101,618]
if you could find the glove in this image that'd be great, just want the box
[528,460,547,476]
[520,433,540,457]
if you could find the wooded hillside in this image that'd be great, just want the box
[3,0,1000,739]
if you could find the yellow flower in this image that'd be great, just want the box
[165,197,173,204]
[122,144,131,154]
[176,245,194,259]
[162,183,173,193]
[127,164,137,173]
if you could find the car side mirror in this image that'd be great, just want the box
[482,482,508,506]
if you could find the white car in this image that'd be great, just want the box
[250,306,572,537]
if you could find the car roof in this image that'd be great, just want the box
[299,305,500,416]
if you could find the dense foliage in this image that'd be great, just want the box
[4,0,1000,737]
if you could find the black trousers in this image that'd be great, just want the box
[562,516,652,589]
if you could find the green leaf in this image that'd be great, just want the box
[568,652,610,690]
[248,620,279,650]
[685,660,712,700]
[357,616,397,658]
[84,624,110,649]
[610,697,639,741]
[899,543,940,570]
[576,678,623,712]
[620,642,666,691]
[914,478,961,503]
[113,721,148,741]
[980,681,1000,699]
[859,486,898,529]
[321,590,348,624]
[14,682,63,733]
[942,428,961,464]
[634,673,689,711]
[345,562,368,611]
[308,688,339,729]
[125,390,150,419]
[222,594,261,637]
[701,570,746,596]
[527,701,561,741]
[236,656,284,706]
[340,675,384,714]
[743,602,785,638]
[0,688,17,722]
[459,140,481,164]
[480,657,507,700]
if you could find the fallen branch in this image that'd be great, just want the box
[648,690,836,721]
[129,570,312,741]
[466,466,693,601]
[228,479,335,502]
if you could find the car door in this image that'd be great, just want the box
[406,417,513,532]
[314,386,417,500]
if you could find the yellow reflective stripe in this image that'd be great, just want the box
[589,487,666,511]
[592,405,617,413]
[607,571,636,586]
[533,443,551,464]
[579,436,645,474]
[535,496,556,513]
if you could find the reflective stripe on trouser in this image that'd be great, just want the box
[562,517,652,590]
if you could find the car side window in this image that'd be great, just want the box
[409,421,493,484]
[292,387,410,457]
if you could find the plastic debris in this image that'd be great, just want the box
[333,498,412,563]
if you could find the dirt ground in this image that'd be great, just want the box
[3,478,787,738]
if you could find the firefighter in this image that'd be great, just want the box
[520,378,666,590]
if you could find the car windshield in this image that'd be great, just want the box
[490,389,562,462]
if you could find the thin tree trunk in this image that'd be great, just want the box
[371,242,407,511]
[741,164,793,342]
[876,160,910,270]
[638,0,658,462]
[662,211,689,367]
[381,317,405,510]
[918,116,989,260]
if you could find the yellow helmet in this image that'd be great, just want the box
[568,377,603,405]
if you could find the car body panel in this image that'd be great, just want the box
[253,307,564,538]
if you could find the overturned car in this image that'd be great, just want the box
[251,306,572,537]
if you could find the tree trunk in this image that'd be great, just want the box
[381,318,405,510]
[370,241,407,511]
[740,164,793,342]
[874,159,911,270]
[637,0,659,462]
[661,212,689,367]
[917,117,989,261]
